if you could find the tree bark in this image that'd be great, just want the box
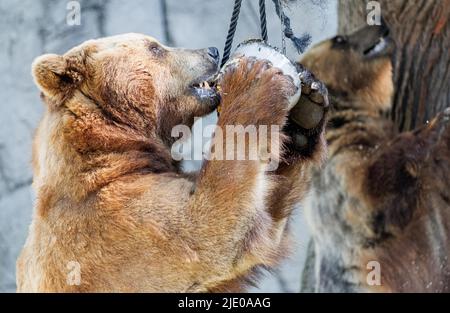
[338,0,450,132]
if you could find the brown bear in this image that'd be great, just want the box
[300,24,450,292]
[17,33,328,292]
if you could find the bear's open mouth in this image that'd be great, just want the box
[363,30,393,58]
[190,75,220,108]
[364,37,388,56]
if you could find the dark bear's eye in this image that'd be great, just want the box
[333,36,347,45]
[148,43,164,56]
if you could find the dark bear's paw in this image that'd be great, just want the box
[283,65,329,158]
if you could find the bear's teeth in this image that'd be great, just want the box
[199,81,211,89]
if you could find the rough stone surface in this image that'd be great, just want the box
[0,0,336,292]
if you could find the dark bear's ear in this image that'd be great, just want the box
[32,54,83,100]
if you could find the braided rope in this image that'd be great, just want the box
[221,0,308,67]
[259,0,268,42]
[278,0,287,54]
[272,0,311,54]
[221,0,243,67]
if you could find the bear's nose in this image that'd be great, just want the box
[207,47,220,64]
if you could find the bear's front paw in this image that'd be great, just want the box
[283,65,329,158]
[218,57,296,125]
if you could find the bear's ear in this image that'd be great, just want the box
[32,54,83,99]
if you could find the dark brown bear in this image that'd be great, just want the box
[300,24,450,292]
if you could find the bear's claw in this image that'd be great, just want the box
[297,64,329,107]
[283,65,329,157]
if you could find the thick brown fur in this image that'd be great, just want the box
[17,34,327,292]
[301,25,450,292]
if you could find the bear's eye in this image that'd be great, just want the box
[148,43,164,56]
[334,36,347,45]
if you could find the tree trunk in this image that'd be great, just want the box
[338,0,450,132]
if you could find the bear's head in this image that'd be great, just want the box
[32,33,220,149]
[300,24,395,112]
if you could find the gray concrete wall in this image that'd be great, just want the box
[0,0,337,292]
